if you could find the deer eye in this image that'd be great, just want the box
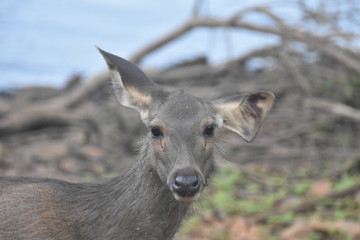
[150,126,163,138]
[204,124,215,137]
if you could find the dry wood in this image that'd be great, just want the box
[0,107,80,137]
[48,71,110,109]
[130,6,360,75]
[0,72,111,137]
[306,98,360,122]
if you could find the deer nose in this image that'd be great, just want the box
[172,175,200,197]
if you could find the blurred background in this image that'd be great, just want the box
[1,0,360,239]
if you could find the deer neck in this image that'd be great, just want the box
[81,145,190,239]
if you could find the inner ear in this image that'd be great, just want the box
[242,92,274,122]
[110,70,152,110]
[212,91,275,142]
[97,47,169,120]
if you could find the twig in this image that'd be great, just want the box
[192,0,204,17]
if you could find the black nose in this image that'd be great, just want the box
[172,175,200,197]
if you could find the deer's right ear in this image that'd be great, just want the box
[97,47,168,120]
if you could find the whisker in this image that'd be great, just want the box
[214,137,233,161]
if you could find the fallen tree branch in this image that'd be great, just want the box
[148,44,283,84]
[215,44,282,71]
[48,71,110,109]
[306,98,360,122]
[130,19,195,64]
[278,43,313,93]
[130,6,360,74]
[0,107,79,137]
[0,72,111,137]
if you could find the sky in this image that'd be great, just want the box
[0,0,299,90]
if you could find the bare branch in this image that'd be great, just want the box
[130,20,195,64]
[129,7,360,75]
[46,71,110,109]
[278,42,313,93]
[192,0,204,17]
[306,98,360,122]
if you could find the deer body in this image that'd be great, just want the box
[0,150,188,239]
[0,48,275,240]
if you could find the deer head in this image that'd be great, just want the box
[98,48,275,202]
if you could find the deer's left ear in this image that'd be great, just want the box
[211,91,275,142]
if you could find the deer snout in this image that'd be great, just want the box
[169,168,202,202]
[173,175,200,195]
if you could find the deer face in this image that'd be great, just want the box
[145,91,218,202]
[98,48,275,203]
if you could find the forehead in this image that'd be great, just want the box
[155,91,211,124]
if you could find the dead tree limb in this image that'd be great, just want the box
[306,98,360,122]
[48,71,110,109]
[130,20,195,64]
[0,107,78,137]
[149,44,284,84]
[0,72,110,136]
[278,44,313,93]
[130,6,360,75]
[192,0,205,17]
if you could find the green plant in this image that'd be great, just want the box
[268,212,295,224]
[333,174,357,191]
[293,181,312,195]
[179,216,202,234]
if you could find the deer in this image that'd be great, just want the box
[0,48,275,240]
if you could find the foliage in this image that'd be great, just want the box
[179,161,360,240]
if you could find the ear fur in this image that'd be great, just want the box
[212,91,275,142]
[97,47,167,120]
